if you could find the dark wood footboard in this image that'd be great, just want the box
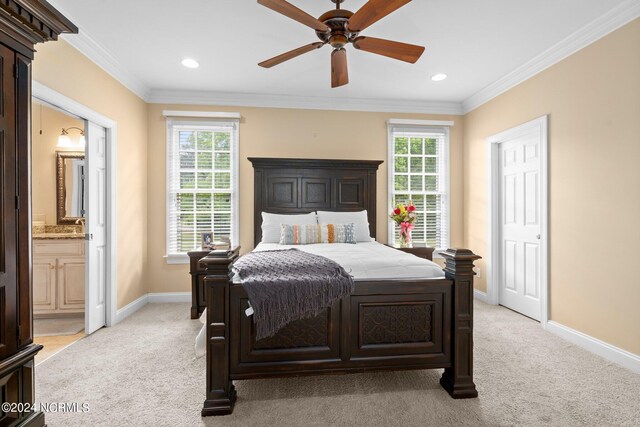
[200,247,241,417]
[440,249,480,398]
[200,247,480,416]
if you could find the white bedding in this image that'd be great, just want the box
[251,241,444,281]
[195,241,444,356]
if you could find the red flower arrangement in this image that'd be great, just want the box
[389,201,417,247]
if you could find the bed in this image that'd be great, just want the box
[199,158,480,416]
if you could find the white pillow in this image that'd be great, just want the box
[316,210,372,242]
[261,212,318,243]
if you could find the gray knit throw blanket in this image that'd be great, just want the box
[233,249,354,340]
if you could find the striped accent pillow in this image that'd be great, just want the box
[280,223,356,245]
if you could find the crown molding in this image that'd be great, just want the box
[147,89,463,115]
[45,0,150,101]
[60,31,150,100]
[462,0,640,114]
[45,0,639,116]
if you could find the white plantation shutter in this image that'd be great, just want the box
[166,117,239,261]
[388,123,450,252]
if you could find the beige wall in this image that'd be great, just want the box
[463,18,640,354]
[147,105,463,293]
[33,40,149,309]
[34,20,639,356]
[32,100,85,224]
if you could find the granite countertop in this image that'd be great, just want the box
[33,233,84,240]
[32,224,84,240]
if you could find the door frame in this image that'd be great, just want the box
[32,80,118,327]
[486,115,549,326]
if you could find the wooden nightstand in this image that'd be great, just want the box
[386,245,435,261]
[188,247,240,319]
[187,250,213,319]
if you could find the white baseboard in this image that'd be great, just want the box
[115,291,640,373]
[114,292,191,324]
[115,294,149,324]
[546,321,640,374]
[474,289,488,303]
[148,292,191,303]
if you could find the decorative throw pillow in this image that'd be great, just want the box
[279,224,321,245]
[280,223,356,245]
[261,212,318,243]
[319,223,357,244]
[316,210,372,242]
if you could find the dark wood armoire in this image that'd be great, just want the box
[0,2,76,426]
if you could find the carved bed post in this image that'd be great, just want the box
[200,247,240,416]
[440,248,481,398]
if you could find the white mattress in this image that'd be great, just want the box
[251,241,444,281]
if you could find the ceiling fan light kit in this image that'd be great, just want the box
[258,0,425,88]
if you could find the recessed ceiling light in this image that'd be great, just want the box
[431,73,448,82]
[182,58,199,69]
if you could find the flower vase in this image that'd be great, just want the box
[398,226,413,248]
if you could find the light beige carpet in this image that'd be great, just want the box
[36,302,640,427]
[34,317,84,337]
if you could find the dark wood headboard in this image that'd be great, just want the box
[249,158,383,247]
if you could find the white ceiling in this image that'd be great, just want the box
[47,0,633,112]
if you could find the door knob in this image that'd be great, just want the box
[536,234,541,240]
[85,233,93,241]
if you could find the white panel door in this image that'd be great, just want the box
[85,122,107,334]
[499,132,542,320]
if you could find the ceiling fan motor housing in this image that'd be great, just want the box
[316,9,356,49]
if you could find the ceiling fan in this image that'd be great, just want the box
[257,0,425,88]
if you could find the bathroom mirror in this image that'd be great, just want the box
[56,151,86,224]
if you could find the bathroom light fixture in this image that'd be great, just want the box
[431,73,448,82]
[57,127,85,149]
[181,58,199,69]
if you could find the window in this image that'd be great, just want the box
[165,116,239,263]
[388,121,450,252]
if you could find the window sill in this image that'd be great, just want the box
[164,254,190,265]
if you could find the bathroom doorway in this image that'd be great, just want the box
[31,94,113,364]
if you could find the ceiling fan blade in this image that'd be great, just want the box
[348,0,412,32]
[331,48,349,88]
[353,36,425,63]
[258,0,329,32]
[259,42,325,68]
